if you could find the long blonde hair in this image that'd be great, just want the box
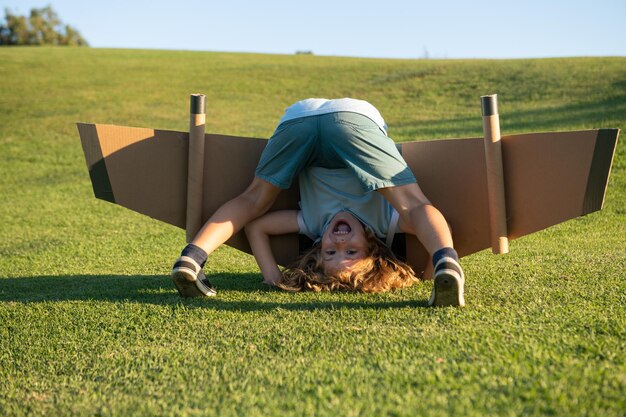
[277,229,418,293]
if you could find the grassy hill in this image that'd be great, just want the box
[0,47,624,417]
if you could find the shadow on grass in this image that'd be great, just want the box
[0,274,428,310]
[395,90,626,140]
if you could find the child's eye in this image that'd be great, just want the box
[325,250,336,255]
[346,250,357,255]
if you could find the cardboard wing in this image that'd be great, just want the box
[77,123,619,274]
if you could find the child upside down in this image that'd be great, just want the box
[171,98,465,307]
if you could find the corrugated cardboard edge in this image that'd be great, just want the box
[582,128,620,215]
[76,123,115,203]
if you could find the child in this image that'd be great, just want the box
[245,210,419,293]
[171,98,465,306]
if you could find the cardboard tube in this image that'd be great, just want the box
[186,94,206,243]
[481,94,509,254]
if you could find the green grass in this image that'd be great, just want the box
[0,47,624,417]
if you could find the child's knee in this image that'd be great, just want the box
[241,178,281,214]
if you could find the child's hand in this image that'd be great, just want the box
[262,270,282,286]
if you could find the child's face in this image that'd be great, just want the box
[321,212,369,276]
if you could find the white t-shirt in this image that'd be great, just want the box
[278,98,388,135]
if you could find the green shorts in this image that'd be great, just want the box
[255,112,416,192]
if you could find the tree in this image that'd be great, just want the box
[0,5,88,46]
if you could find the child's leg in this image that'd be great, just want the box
[191,178,281,254]
[172,178,281,297]
[377,183,452,254]
[378,183,465,307]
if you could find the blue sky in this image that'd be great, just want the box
[2,0,625,59]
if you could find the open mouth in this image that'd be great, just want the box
[333,220,351,234]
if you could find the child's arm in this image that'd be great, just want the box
[244,210,300,285]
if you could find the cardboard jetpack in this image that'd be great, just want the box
[76,94,619,277]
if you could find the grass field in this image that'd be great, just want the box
[0,47,624,417]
